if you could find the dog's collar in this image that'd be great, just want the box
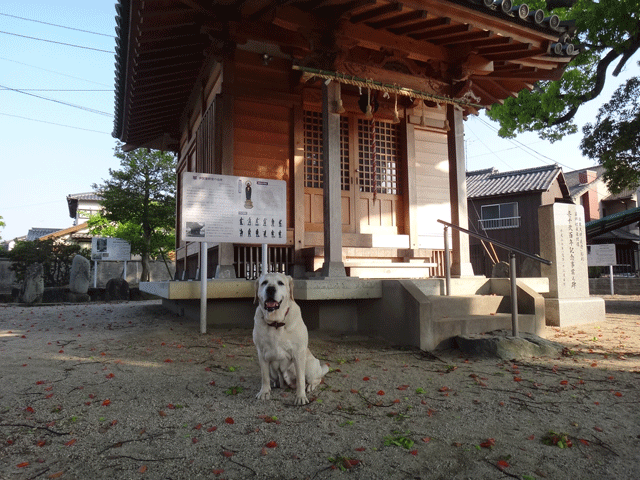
[267,308,289,328]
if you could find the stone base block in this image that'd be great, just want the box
[544,297,605,327]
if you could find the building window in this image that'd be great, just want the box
[480,202,520,230]
[357,119,399,194]
[303,110,350,190]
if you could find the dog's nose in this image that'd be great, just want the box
[266,285,276,298]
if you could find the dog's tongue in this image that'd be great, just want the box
[265,301,279,309]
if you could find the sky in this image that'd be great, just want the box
[0,2,638,242]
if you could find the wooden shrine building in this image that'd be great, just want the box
[113,0,576,282]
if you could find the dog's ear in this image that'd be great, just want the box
[287,275,295,301]
[254,277,260,304]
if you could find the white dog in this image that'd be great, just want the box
[253,273,329,405]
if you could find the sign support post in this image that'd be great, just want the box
[262,243,268,275]
[200,242,208,334]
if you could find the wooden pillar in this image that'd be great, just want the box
[292,108,307,277]
[321,82,346,277]
[404,122,419,250]
[215,55,236,278]
[446,104,473,276]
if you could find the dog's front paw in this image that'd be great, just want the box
[294,394,309,406]
[256,388,271,400]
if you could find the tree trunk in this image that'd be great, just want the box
[140,252,151,282]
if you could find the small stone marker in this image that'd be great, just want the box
[69,255,91,294]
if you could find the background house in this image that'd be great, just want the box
[565,166,640,274]
[466,164,571,277]
[67,192,103,226]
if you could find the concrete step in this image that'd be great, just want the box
[428,294,507,317]
[433,313,538,347]
[346,263,436,278]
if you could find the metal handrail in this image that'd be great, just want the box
[437,219,551,338]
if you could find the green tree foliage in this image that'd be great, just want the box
[486,0,640,142]
[580,74,640,193]
[91,143,177,282]
[8,239,88,287]
[0,215,5,241]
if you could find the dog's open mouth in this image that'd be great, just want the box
[264,300,281,312]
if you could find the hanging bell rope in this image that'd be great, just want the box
[370,114,377,203]
[364,86,373,119]
[392,87,400,124]
[336,83,346,114]
[293,65,483,109]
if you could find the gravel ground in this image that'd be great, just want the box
[0,296,638,479]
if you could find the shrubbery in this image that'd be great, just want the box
[8,239,90,287]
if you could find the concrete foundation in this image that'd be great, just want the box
[143,276,549,351]
[544,297,607,327]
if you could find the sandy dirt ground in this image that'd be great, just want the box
[0,296,638,480]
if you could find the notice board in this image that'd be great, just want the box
[91,237,131,261]
[182,173,287,244]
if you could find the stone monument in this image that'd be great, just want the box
[20,263,44,304]
[68,254,91,302]
[539,203,605,327]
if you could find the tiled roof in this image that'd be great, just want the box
[564,165,604,198]
[67,192,103,202]
[26,228,62,241]
[466,164,564,198]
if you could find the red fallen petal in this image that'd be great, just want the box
[59,350,64,354]
[355,447,366,451]
[377,390,385,395]
[527,434,535,440]
[513,377,522,382]
[138,465,147,473]
[36,380,45,385]
[594,426,603,432]
[497,460,509,470]
[579,438,590,446]
[167,404,175,409]
[438,386,449,392]
[223,450,234,457]
[212,468,224,475]
[65,438,77,447]
[363,377,370,381]
[25,406,35,413]
[106,373,115,379]
[421,437,431,443]
[102,399,111,406]
[225,417,234,424]
[45,394,54,399]
[164,359,173,363]
[614,391,623,397]
[480,438,496,448]
[192,438,198,444]
[194,424,202,430]
[410,450,418,456]
[560,380,568,385]
[397,385,409,391]
[17,462,29,468]
[393,399,400,403]
[266,441,277,448]
[158,411,167,417]
[350,389,359,394]
[207,426,217,432]
[37,440,46,447]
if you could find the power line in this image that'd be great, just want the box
[0,12,114,37]
[0,84,113,116]
[0,88,110,92]
[0,112,110,134]
[0,56,112,87]
[0,30,113,53]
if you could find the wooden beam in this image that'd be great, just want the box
[336,19,450,63]
[410,24,471,42]
[368,9,427,29]
[388,16,449,35]
[432,29,493,46]
[349,3,403,24]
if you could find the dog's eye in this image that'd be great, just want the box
[261,281,268,286]
[277,281,284,286]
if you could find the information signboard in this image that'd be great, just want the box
[182,173,287,244]
[587,244,617,267]
[91,237,131,261]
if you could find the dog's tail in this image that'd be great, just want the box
[321,363,330,376]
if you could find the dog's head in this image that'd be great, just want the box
[254,273,294,315]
